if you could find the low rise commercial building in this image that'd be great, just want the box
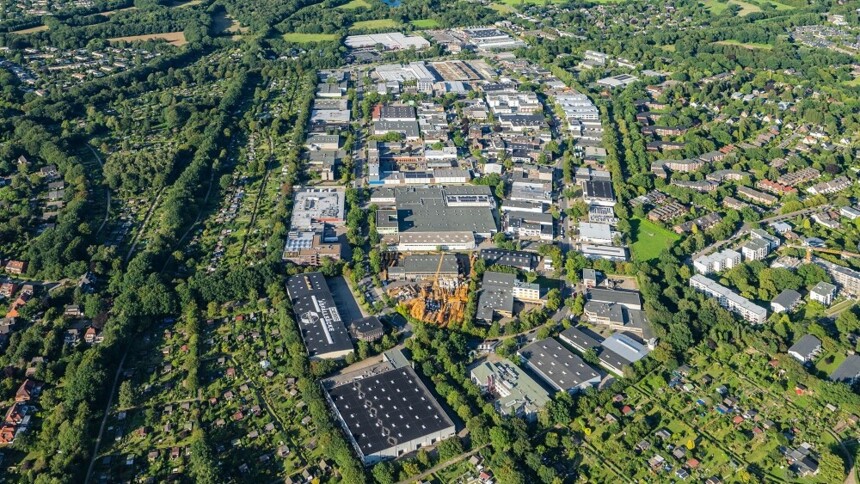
[583,180,616,207]
[387,254,459,283]
[518,338,600,394]
[476,271,542,323]
[587,288,642,310]
[324,351,454,465]
[478,248,538,271]
[578,222,614,245]
[349,316,385,342]
[346,33,430,51]
[599,333,650,376]
[580,245,628,261]
[471,359,550,419]
[286,273,354,360]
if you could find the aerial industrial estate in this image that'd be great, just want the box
[0,0,860,483]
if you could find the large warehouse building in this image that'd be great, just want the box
[324,350,455,465]
[286,272,354,360]
[371,186,497,251]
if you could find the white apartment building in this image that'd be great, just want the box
[690,274,767,324]
[693,249,742,274]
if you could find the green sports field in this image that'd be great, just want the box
[282,32,339,43]
[631,217,681,261]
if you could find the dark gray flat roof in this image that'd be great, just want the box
[479,248,537,270]
[588,288,642,309]
[326,366,454,457]
[519,338,600,392]
[772,289,802,309]
[559,326,603,351]
[831,355,860,383]
[788,334,821,359]
[286,273,354,359]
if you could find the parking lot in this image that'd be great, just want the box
[327,275,367,323]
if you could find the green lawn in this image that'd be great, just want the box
[714,40,773,50]
[825,298,856,317]
[761,0,795,10]
[815,351,846,376]
[350,18,400,31]
[631,217,681,261]
[336,0,370,8]
[843,77,860,87]
[702,0,762,16]
[410,18,439,29]
[281,32,339,43]
[493,0,581,7]
[489,2,515,13]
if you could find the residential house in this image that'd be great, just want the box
[4,260,26,275]
[787,335,822,364]
[810,281,836,306]
[771,289,802,313]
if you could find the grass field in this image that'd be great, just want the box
[761,0,795,10]
[843,77,860,87]
[410,18,439,29]
[714,40,773,50]
[108,32,187,46]
[495,0,623,5]
[91,6,136,16]
[169,0,202,7]
[10,24,49,34]
[489,3,515,13]
[494,0,572,7]
[350,18,400,30]
[281,32,339,43]
[212,11,249,35]
[337,0,371,8]
[659,44,676,52]
[703,0,761,16]
[631,217,681,261]
[825,299,856,317]
[815,351,846,376]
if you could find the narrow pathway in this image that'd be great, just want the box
[86,145,111,237]
[395,445,487,484]
[84,351,128,484]
[159,159,216,274]
[125,188,164,263]
[239,133,273,258]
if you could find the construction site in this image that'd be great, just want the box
[383,253,472,326]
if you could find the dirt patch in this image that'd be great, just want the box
[168,0,202,7]
[92,6,137,16]
[211,10,249,35]
[108,32,188,46]
[10,25,49,34]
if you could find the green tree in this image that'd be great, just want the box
[118,380,135,409]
